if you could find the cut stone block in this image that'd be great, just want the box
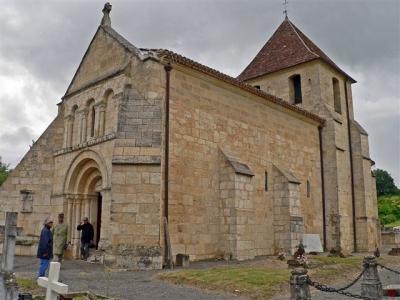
[302,234,323,253]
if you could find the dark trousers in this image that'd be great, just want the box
[80,242,90,260]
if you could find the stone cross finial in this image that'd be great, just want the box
[101,2,112,27]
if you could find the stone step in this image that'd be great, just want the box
[86,250,103,263]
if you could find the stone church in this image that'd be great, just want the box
[0,4,380,269]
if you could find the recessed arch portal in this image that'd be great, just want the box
[63,150,109,257]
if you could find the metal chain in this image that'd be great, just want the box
[336,268,365,291]
[377,263,400,275]
[307,277,373,300]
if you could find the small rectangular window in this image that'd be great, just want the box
[289,74,302,104]
[265,171,268,191]
[307,180,311,198]
[333,78,341,114]
[254,85,261,90]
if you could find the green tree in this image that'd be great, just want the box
[0,158,11,186]
[373,169,399,196]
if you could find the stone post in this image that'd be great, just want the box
[361,255,383,299]
[290,268,311,300]
[0,212,18,300]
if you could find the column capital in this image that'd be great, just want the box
[94,101,106,110]
[78,108,88,115]
[64,114,74,122]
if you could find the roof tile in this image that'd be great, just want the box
[238,18,355,82]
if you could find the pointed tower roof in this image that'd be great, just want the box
[238,18,356,82]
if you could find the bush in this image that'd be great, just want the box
[378,194,400,226]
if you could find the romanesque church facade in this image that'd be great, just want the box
[0,5,379,269]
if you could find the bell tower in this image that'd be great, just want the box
[238,18,380,253]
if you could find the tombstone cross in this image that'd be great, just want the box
[0,212,19,300]
[37,262,68,300]
[1,212,18,272]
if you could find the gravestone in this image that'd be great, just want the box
[0,212,19,300]
[176,254,189,267]
[302,234,323,253]
[37,262,68,300]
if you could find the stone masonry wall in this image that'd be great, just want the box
[68,27,128,94]
[167,64,322,261]
[0,115,64,255]
[351,122,380,251]
[272,166,303,254]
[245,60,379,252]
[106,163,162,269]
[218,152,256,260]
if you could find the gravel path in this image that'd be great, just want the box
[14,256,245,300]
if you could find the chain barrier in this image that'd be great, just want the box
[336,268,365,291]
[377,263,400,275]
[307,277,373,300]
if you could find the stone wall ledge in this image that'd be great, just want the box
[54,132,116,157]
[112,155,161,165]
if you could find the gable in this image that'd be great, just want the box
[65,26,132,96]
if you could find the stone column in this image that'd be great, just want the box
[73,197,82,258]
[87,105,95,139]
[98,103,106,137]
[87,195,97,243]
[63,115,73,148]
[98,188,111,251]
[290,268,311,300]
[94,105,100,138]
[80,109,87,143]
[361,255,382,299]
[89,196,96,224]
[66,196,73,243]
[84,196,90,220]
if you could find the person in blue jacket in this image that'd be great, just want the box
[37,217,54,277]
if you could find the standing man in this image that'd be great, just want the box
[52,213,68,262]
[37,217,53,277]
[77,217,94,260]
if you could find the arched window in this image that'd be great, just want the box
[332,78,341,114]
[100,89,113,136]
[289,74,302,104]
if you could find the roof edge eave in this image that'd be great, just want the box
[239,58,356,83]
[158,49,324,125]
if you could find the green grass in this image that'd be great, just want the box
[159,266,290,299]
[16,278,37,290]
[158,256,369,299]
[311,255,363,266]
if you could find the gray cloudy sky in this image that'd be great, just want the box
[0,0,399,184]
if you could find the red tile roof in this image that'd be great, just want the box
[238,17,356,83]
[157,49,324,124]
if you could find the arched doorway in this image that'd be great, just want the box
[63,151,109,258]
